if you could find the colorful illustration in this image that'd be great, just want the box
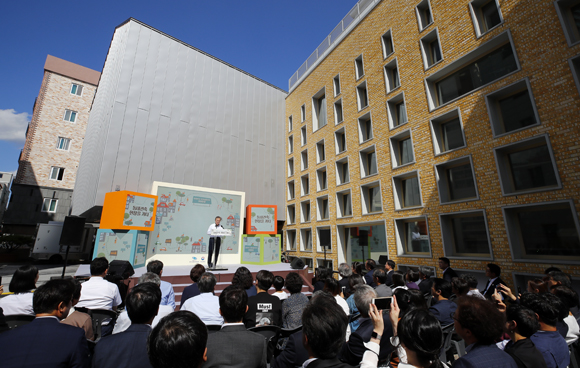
[94,229,149,267]
[242,236,262,263]
[263,236,280,261]
[246,205,277,234]
[124,194,155,227]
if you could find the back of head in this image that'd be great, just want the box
[323,277,340,296]
[354,262,365,275]
[338,263,352,278]
[348,274,364,290]
[545,266,562,274]
[419,266,432,278]
[148,311,208,368]
[406,269,420,283]
[373,267,387,284]
[487,263,501,277]
[365,259,376,270]
[302,294,347,359]
[451,277,469,296]
[189,264,206,283]
[392,272,405,287]
[354,284,377,317]
[398,309,443,367]
[407,289,428,310]
[9,265,39,293]
[256,270,274,290]
[386,259,396,270]
[461,274,478,289]
[90,257,109,276]
[546,271,572,289]
[198,272,217,293]
[455,297,505,344]
[273,275,285,291]
[232,266,254,289]
[394,289,413,317]
[552,285,580,311]
[521,292,566,327]
[219,285,248,323]
[139,272,162,286]
[528,278,548,293]
[506,304,540,338]
[147,260,164,276]
[71,278,82,302]
[432,278,453,299]
[33,278,74,315]
[285,272,303,294]
[316,267,332,282]
[127,283,162,324]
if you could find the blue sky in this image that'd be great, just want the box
[0,0,358,174]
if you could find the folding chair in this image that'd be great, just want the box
[439,323,455,363]
[89,309,118,342]
[248,325,281,364]
[5,315,35,330]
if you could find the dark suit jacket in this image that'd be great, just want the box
[386,270,393,286]
[363,271,376,288]
[429,299,457,326]
[418,277,433,295]
[0,307,9,334]
[482,277,506,299]
[340,314,393,366]
[505,338,548,368]
[443,268,458,282]
[308,357,355,368]
[180,283,200,306]
[0,316,89,368]
[205,324,267,368]
[338,278,351,297]
[93,324,152,368]
[272,331,309,368]
[453,343,518,368]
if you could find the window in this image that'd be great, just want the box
[395,217,431,255]
[336,190,353,218]
[301,201,311,223]
[70,83,83,96]
[440,210,492,258]
[288,135,294,154]
[301,105,306,122]
[312,89,327,131]
[503,200,580,261]
[333,75,341,96]
[317,258,333,270]
[335,128,347,154]
[301,174,310,196]
[317,196,330,221]
[287,205,296,225]
[334,99,344,125]
[301,150,308,171]
[63,109,77,123]
[50,167,65,181]
[430,108,466,155]
[361,182,382,214]
[336,158,350,185]
[393,171,422,209]
[300,228,313,251]
[390,130,414,168]
[288,115,293,131]
[556,0,580,46]
[384,59,400,93]
[420,29,443,69]
[287,229,297,250]
[435,156,479,203]
[570,55,580,96]
[416,0,434,31]
[316,140,325,163]
[316,167,328,191]
[56,137,71,151]
[288,181,295,200]
[355,55,365,79]
[356,82,369,111]
[360,146,378,178]
[470,0,502,37]
[485,78,540,137]
[288,158,294,177]
[387,93,408,129]
[42,198,58,213]
[301,126,307,146]
[494,135,561,195]
[381,30,394,59]
[358,113,373,143]
[317,228,332,251]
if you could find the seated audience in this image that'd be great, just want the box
[324,277,349,316]
[61,278,94,340]
[244,270,282,328]
[147,260,175,309]
[232,266,257,297]
[338,263,353,297]
[453,297,517,368]
[373,267,393,297]
[451,277,469,299]
[282,272,308,329]
[385,260,396,285]
[528,279,549,294]
[181,272,223,325]
[352,261,364,277]
[418,266,434,296]
[520,292,569,368]
[346,275,365,332]
[273,275,288,301]
[148,311,208,368]
[392,271,408,292]
[112,272,174,333]
[205,285,267,368]
[395,288,428,316]
[0,265,38,316]
[463,274,486,300]
[180,264,205,305]
[364,259,377,287]
[551,285,580,342]
[503,304,547,368]
[93,283,161,368]
[313,267,332,292]
[482,263,506,299]
[428,278,456,326]
[405,269,420,290]
[76,257,122,311]
[438,257,458,283]
[0,279,90,368]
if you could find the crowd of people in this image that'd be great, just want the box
[0,256,578,368]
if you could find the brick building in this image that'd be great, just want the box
[3,55,100,235]
[283,0,580,289]
[0,172,13,224]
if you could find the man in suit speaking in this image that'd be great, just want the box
[207,216,224,268]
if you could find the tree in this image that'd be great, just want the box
[124,213,130,219]
[0,234,34,252]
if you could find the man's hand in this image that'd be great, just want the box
[369,303,384,336]
[388,296,400,336]
[497,284,517,301]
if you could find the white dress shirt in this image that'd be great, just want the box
[180,292,223,325]
[75,276,122,310]
[274,291,288,301]
[207,224,224,238]
[0,292,35,316]
[112,304,173,334]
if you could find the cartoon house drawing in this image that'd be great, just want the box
[191,241,201,254]
[165,239,172,248]
[233,213,240,227]
[227,215,235,226]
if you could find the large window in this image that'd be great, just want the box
[300,228,312,251]
[336,157,350,185]
[336,190,353,218]
[287,205,296,225]
[430,108,466,155]
[387,93,408,129]
[317,196,330,221]
[420,29,443,69]
[416,0,434,31]
[317,228,332,252]
[361,182,382,214]
[435,156,478,203]
[390,129,414,168]
[50,167,65,181]
[287,229,297,250]
[300,201,311,223]
[42,198,58,213]
[393,171,422,210]
[381,30,394,59]
[384,59,400,93]
[360,146,378,178]
[395,217,431,255]
[556,0,580,46]
[358,113,373,143]
[316,167,328,191]
[440,211,492,258]
[312,89,327,131]
[470,0,503,37]
[63,109,77,123]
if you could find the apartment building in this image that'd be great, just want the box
[283,0,580,288]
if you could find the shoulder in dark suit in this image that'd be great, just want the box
[419,277,433,295]
[93,324,152,368]
[308,357,355,368]
[504,338,547,368]
[429,299,457,326]
[338,278,350,296]
[386,270,393,286]
[205,324,267,368]
[0,317,89,368]
[443,268,458,282]
[272,330,309,368]
[180,283,200,306]
[363,272,375,288]
[453,343,518,368]
[482,277,506,299]
[340,314,394,366]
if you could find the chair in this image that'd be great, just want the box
[348,312,361,324]
[439,323,455,363]
[248,325,281,364]
[88,309,118,341]
[275,325,303,356]
[206,324,222,334]
[5,315,35,329]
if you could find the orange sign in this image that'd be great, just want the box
[100,191,158,231]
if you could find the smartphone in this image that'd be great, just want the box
[517,286,521,295]
[372,297,392,310]
[341,286,346,294]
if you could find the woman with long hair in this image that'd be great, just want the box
[0,265,39,316]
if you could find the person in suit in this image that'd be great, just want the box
[453,297,518,368]
[272,330,309,368]
[428,278,457,326]
[148,311,208,368]
[147,260,176,309]
[482,263,506,299]
[180,264,205,305]
[372,268,392,297]
[363,259,376,287]
[205,285,267,368]
[418,266,433,295]
[385,260,396,286]
[93,283,161,368]
[438,257,458,282]
[207,216,224,268]
[0,278,90,368]
[503,304,547,368]
[338,263,353,297]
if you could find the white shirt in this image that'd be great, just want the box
[483,277,499,295]
[302,358,317,367]
[361,341,381,368]
[112,304,174,334]
[565,314,580,342]
[467,289,486,300]
[76,277,122,310]
[207,223,224,238]
[180,293,223,325]
[274,291,288,301]
[335,295,350,316]
[0,292,35,316]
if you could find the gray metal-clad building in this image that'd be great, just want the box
[72,19,287,222]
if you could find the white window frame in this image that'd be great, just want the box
[420,28,444,70]
[288,158,294,177]
[334,99,344,125]
[355,55,365,80]
[312,87,327,132]
[336,157,350,186]
[316,195,330,221]
[288,135,294,154]
[49,166,65,181]
[439,209,493,260]
[360,180,383,215]
[384,58,401,94]
[434,155,480,204]
[301,149,308,171]
[288,115,293,132]
[555,0,580,47]
[287,180,295,200]
[316,226,333,253]
[300,227,313,251]
[301,174,310,196]
[357,112,373,144]
[300,200,312,224]
[286,229,297,251]
[569,54,580,96]
[333,74,341,97]
[301,126,307,146]
[429,108,467,156]
[359,145,378,178]
[381,30,395,59]
[42,198,58,213]
[56,137,71,151]
[287,205,296,225]
[301,104,306,122]
[335,127,347,155]
[394,216,432,257]
[415,0,434,31]
[316,166,328,192]
[63,109,77,123]
[387,92,408,130]
[70,83,83,96]
[469,0,504,38]
[390,128,415,169]
[356,81,369,111]
[316,139,326,164]
[392,170,423,210]
[336,189,353,218]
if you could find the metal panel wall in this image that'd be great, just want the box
[72,20,287,220]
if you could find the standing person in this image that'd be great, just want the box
[338,263,353,297]
[438,257,458,283]
[385,260,396,285]
[207,216,224,268]
[482,263,506,300]
[364,259,377,287]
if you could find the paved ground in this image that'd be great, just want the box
[0,263,80,291]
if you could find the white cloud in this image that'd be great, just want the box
[0,109,30,143]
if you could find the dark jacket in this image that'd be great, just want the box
[93,324,152,368]
[429,299,457,326]
[308,357,355,368]
[418,277,433,295]
[205,324,267,368]
[505,338,548,368]
[180,282,200,306]
[272,331,309,368]
[453,343,518,368]
[481,277,506,299]
[244,292,282,328]
[443,268,458,283]
[340,313,394,366]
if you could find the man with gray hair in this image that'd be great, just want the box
[338,263,353,297]
[112,272,174,334]
[181,272,223,325]
[418,266,434,295]
[339,285,394,366]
